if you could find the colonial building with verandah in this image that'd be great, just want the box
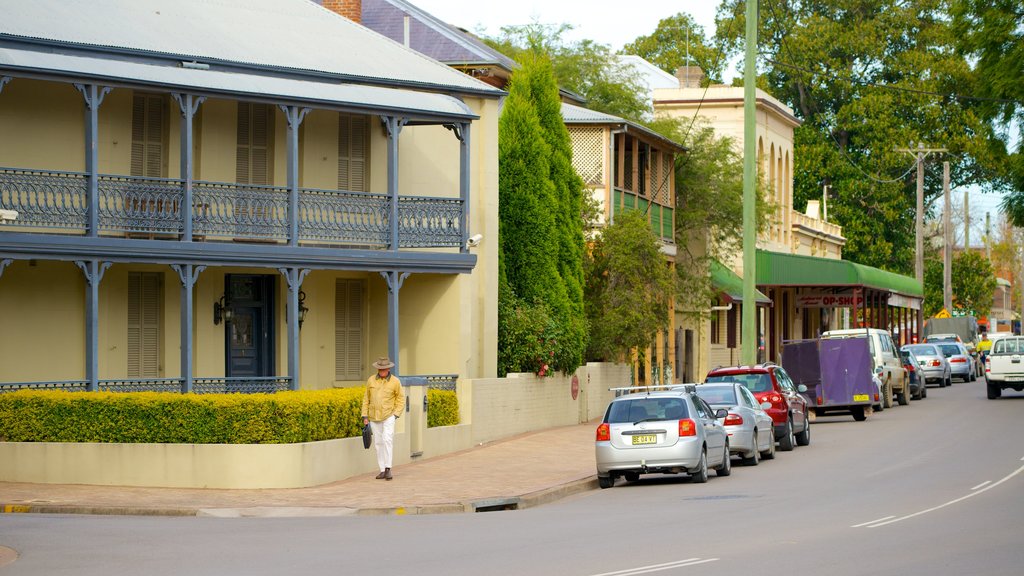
[0,0,503,394]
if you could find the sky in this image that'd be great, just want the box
[410,0,1008,241]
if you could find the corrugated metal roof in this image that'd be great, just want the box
[0,0,503,96]
[756,250,923,297]
[561,103,686,152]
[0,47,476,120]
[711,259,771,305]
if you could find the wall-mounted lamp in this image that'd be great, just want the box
[298,290,309,329]
[213,294,232,325]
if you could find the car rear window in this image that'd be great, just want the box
[606,397,689,423]
[906,344,938,356]
[993,339,1023,354]
[696,386,737,405]
[938,344,961,357]
[706,373,773,393]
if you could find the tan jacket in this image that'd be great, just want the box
[362,373,404,422]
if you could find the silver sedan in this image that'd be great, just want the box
[696,382,775,465]
[935,342,974,382]
[596,388,730,488]
[902,344,952,387]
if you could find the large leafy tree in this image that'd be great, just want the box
[621,13,725,83]
[715,0,1012,272]
[923,251,998,317]
[585,209,674,361]
[950,0,1024,225]
[484,23,650,121]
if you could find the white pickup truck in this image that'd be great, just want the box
[984,336,1024,399]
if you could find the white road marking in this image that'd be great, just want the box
[866,463,1024,528]
[851,515,895,528]
[971,481,992,490]
[589,558,719,576]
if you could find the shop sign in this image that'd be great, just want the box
[795,292,864,308]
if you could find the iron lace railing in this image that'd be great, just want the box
[0,168,464,248]
[0,377,292,394]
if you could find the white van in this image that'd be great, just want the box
[820,328,910,408]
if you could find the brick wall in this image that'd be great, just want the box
[321,0,360,23]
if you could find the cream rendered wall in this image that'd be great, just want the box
[0,261,85,382]
[0,79,85,171]
[194,98,237,183]
[299,109,340,190]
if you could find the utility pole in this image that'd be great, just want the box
[964,187,970,250]
[985,212,991,261]
[741,0,758,365]
[896,143,946,339]
[943,161,952,313]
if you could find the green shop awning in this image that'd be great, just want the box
[711,260,772,305]
[755,250,923,297]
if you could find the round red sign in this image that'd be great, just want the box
[571,375,580,400]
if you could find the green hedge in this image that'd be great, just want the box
[427,389,460,428]
[0,388,365,444]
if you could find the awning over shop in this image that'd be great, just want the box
[711,259,772,305]
[755,250,923,298]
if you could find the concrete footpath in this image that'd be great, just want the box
[0,422,598,518]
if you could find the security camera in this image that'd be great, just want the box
[0,209,18,222]
[466,233,483,248]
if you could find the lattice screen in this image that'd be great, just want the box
[567,127,605,186]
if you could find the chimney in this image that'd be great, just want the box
[322,0,361,24]
[675,66,705,89]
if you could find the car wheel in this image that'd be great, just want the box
[598,475,614,489]
[944,376,951,388]
[742,433,761,466]
[691,449,709,484]
[883,380,894,409]
[970,371,977,382]
[851,405,867,421]
[761,431,776,460]
[987,381,1002,400]
[779,419,796,452]
[716,443,732,477]
[624,471,639,482]
[922,385,927,399]
[898,376,910,406]
[796,416,811,446]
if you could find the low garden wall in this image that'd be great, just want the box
[0,362,630,488]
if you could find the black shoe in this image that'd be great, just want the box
[375,471,386,479]
[384,468,393,481]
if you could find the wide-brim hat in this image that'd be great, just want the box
[372,356,395,369]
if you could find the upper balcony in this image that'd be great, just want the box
[0,167,463,250]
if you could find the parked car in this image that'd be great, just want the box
[821,328,909,407]
[984,336,1024,399]
[595,386,731,488]
[695,382,775,465]
[935,342,975,382]
[899,348,928,400]
[901,343,952,388]
[705,364,810,451]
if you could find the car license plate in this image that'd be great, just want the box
[632,434,657,445]
[1006,376,1024,382]
[853,394,869,402]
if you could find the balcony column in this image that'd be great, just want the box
[278,267,309,390]
[172,94,206,242]
[74,260,111,391]
[381,116,408,250]
[381,271,410,375]
[171,264,205,393]
[279,106,310,247]
[453,122,471,252]
[74,84,112,237]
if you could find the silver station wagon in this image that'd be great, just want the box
[595,386,731,488]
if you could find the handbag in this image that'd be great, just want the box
[362,423,372,449]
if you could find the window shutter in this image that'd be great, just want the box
[251,104,270,185]
[128,272,162,378]
[338,114,368,192]
[236,102,251,183]
[131,93,165,178]
[335,279,365,380]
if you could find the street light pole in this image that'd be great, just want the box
[741,0,758,365]
[896,143,945,340]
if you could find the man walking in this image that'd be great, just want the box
[362,356,404,480]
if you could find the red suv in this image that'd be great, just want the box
[705,363,810,451]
